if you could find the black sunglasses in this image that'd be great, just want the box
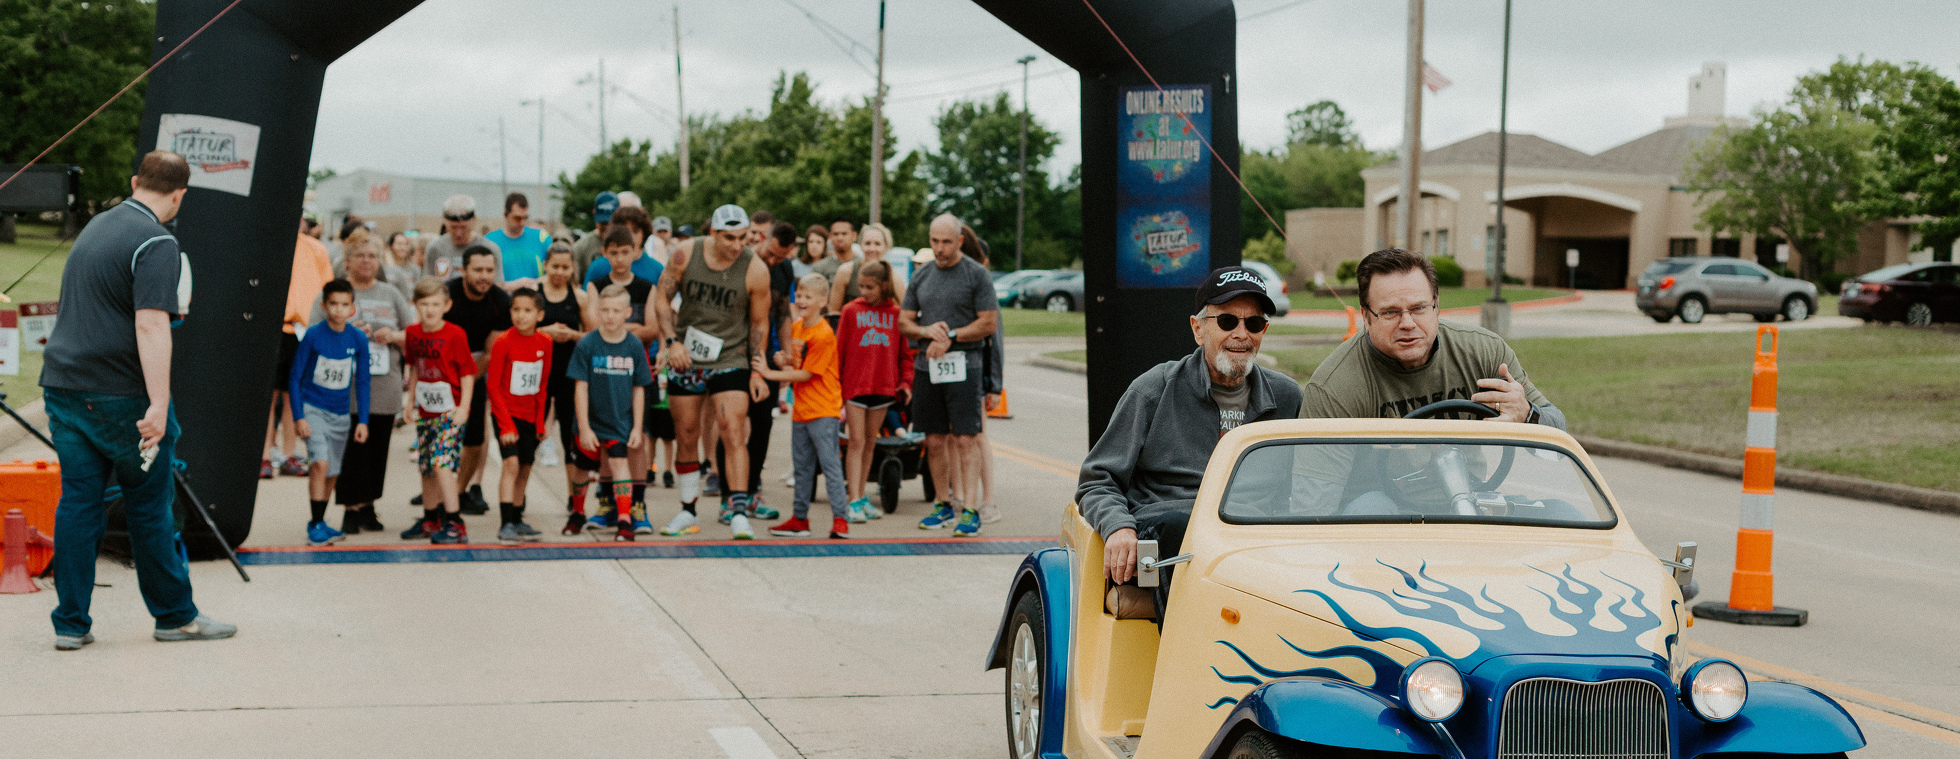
[443,212,475,222]
[1202,313,1269,333]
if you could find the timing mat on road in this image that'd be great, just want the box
[238,536,1056,565]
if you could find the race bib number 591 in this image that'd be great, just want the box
[928,351,967,385]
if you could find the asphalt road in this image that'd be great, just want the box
[1277,289,1864,338]
[2,336,1955,757]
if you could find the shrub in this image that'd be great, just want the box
[1430,256,1464,287]
[1336,259,1360,283]
[1820,272,1852,295]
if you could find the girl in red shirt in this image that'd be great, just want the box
[836,260,914,521]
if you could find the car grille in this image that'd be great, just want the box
[1496,678,1669,759]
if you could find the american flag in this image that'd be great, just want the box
[1422,61,1452,93]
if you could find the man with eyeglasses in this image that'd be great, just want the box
[1301,247,1563,426]
[423,194,502,283]
[1077,266,1303,613]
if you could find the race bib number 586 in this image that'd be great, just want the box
[415,381,455,413]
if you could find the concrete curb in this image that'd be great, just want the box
[0,396,49,457]
[1286,291,1583,318]
[1575,435,1960,517]
[1027,352,1277,375]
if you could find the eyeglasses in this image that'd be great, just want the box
[1202,313,1269,333]
[1366,303,1437,322]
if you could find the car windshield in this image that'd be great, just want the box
[1644,260,1695,276]
[1219,440,1615,527]
[1861,264,1920,282]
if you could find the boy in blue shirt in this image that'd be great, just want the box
[569,284,654,541]
[291,279,372,545]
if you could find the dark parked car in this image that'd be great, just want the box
[1634,257,1817,324]
[1838,262,1960,326]
[1019,270,1084,312]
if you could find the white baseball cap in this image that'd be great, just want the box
[710,204,750,231]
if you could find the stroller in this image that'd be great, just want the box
[870,404,935,515]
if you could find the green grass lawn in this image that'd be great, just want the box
[1001,307,1336,338]
[0,223,69,406]
[1263,327,1960,492]
[1288,286,1569,312]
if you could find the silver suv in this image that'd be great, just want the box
[1635,257,1818,324]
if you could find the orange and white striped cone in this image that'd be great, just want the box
[1343,306,1359,341]
[1694,325,1808,626]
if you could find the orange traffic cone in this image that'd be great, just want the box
[1,509,50,594]
[987,391,1013,419]
[1694,326,1807,626]
[1343,306,1358,341]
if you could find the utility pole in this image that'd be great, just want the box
[536,96,546,221]
[675,5,690,190]
[1015,55,1035,272]
[1397,0,1424,253]
[1482,0,1513,337]
[868,0,887,224]
[498,115,508,201]
[598,58,608,150]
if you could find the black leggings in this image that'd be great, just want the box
[549,383,599,471]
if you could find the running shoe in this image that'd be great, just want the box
[845,497,870,524]
[339,511,363,536]
[357,508,385,532]
[917,502,958,530]
[747,495,779,520]
[662,471,675,488]
[978,502,1002,524]
[280,456,308,476]
[584,511,616,531]
[259,459,273,479]
[768,517,812,537]
[616,522,636,542]
[431,520,466,544]
[511,519,542,541]
[306,521,346,546]
[400,517,438,540]
[660,511,700,536]
[497,523,523,545]
[953,508,982,537]
[860,496,883,520]
[716,505,735,526]
[561,512,587,535]
[410,494,423,506]
[729,512,755,540]
[703,472,722,497]
[632,517,655,535]
[54,632,94,651]
[830,517,850,540]
[535,437,563,467]
[461,488,490,515]
[153,615,237,642]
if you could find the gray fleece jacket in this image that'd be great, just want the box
[1076,347,1304,539]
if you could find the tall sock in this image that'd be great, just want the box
[566,492,584,515]
[309,499,328,524]
[631,480,646,509]
[423,507,440,525]
[612,481,632,525]
[499,502,515,525]
[677,461,702,503]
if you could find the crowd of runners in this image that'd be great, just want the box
[269,191,1010,546]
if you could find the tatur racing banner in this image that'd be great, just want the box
[156,114,262,197]
[1116,85,1212,288]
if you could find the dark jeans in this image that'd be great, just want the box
[44,389,199,635]
[1133,499,1195,622]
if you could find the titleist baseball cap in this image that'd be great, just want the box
[710,204,750,231]
[1194,266,1276,314]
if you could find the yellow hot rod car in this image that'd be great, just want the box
[987,402,1864,759]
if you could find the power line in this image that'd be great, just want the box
[887,68,1070,105]
[774,0,876,79]
[1238,0,1313,23]
[888,61,1028,90]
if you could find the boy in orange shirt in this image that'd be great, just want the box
[754,273,849,539]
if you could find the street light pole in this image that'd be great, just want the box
[498,115,508,201]
[869,0,887,224]
[1481,0,1514,338]
[675,5,690,190]
[1015,54,1035,272]
[1396,0,1424,253]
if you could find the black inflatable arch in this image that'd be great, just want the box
[138,0,1239,548]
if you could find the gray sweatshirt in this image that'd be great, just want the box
[1076,347,1304,539]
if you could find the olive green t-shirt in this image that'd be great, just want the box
[1300,320,1551,420]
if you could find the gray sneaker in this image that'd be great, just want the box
[154,615,238,642]
[511,520,542,540]
[498,523,523,544]
[54,632,94,651]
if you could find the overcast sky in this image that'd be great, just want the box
[309,0,1960,192]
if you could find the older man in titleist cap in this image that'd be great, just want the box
[1075,265,1303,616]
[423,194,502,283]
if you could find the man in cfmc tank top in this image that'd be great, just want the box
[651,204,773,539]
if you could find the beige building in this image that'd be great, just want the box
[312,168,568,241]
[1291,63,1941,290]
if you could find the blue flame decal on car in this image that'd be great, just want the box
[1208,560,1679,698]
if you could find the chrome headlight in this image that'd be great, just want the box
[1402,658,1465,722]
[1682,659,1748,722]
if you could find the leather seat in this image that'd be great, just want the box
[1105,585,1157,620]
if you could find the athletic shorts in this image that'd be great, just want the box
[911,356,984,436]
[494,417,542,466]
[668,366,748,397]
[596,439,629,459]
[416,414,463,475]
[644,404,676,441]
[273,332,299,391]
[301,404,352,477]
[848,394,896,409]
[462,382,490,447]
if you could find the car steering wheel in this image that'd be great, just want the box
[1399,399,1516,493]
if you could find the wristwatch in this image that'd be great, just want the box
[1526,405,1541,425]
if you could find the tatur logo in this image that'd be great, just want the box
[157,114,261,197]
[171,129,247,172]
[1216,270,1263,287]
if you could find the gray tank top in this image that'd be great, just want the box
[677,238,754,371]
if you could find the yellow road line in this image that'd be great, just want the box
[1687,641,1960,743]
[990,442,1079,479]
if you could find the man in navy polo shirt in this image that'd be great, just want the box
[39,150,237,650]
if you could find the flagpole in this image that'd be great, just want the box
[1397,0,1424,254]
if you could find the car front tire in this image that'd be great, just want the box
[1005,591,1047,759]
[1907,301,1934,327]
[1045,293,1073,312]
[1225,729,1310,759]
[1782,296,1811,322]
[1678,296,1707,324]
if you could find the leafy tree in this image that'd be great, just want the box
[1285,100,1360,148]
[1241,231,1290,276]
[307,167,338,189]
[1873,67,1960,255]
[922,92,1077,269]
[1239,143,1381,241]
[0,0,155,211]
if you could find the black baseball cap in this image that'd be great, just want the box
[1195,266,1276,314]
